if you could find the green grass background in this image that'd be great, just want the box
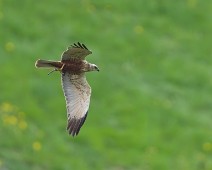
[0,0,212,169]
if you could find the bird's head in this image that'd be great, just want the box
[89,64,99,72]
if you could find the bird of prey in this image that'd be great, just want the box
[35,42,99,136]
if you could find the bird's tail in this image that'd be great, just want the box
[35,59,62,68]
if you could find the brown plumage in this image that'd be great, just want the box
[35,42,99,136]
[36,60,63,68]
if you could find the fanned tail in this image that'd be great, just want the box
[35,59,62,68]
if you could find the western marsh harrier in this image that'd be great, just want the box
[35,42,99,136]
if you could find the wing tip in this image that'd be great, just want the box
[67,111,88,137]
[71,42,89,50]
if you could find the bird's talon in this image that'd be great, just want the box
[48,68,57,75]
[61,64,65,70]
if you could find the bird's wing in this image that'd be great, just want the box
[61,73,91,136]
[61,42,92,61]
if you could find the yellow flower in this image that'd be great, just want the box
[134,25,144,34]
[5,42,15,52]
[187,0,197,8]
[3,115,17,125]
[203,142,212,152]
[18,120,28,130]
[87,4,96,13]
[104,4,112,10]
[32,141,42,151]
[1,102,13,112]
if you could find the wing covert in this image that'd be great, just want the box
[61,42,92,61]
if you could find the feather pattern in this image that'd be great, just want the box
[35,42,98,137]
[61,42,92,61]
[61,73,91,136]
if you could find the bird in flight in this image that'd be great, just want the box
[35,42,99,136]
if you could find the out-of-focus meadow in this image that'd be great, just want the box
[0,0,212,169]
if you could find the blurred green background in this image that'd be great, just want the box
[0,0,212,169]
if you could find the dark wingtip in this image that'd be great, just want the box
[73,43,78,47]
[77,42,83,48]
[71,42,89,50]
[82,43,88,50]
[67,112,88,137]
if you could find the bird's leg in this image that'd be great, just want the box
[48,64,65,76]
[59,63,65,75]
[48,68,58,75]
[60,63,65,71]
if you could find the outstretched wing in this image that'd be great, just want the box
[61,73,91,136]
[61,42,92,61]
